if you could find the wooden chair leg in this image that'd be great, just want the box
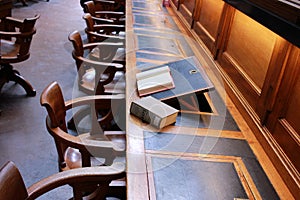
[2,64,36,96]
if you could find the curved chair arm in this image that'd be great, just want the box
[93,24,125,33]
[93,24,125,30]
[75,55,124,70]
[86,31,125,41]
[0,29,36,38]
[45,94,126,164]
[83,41,124,50]
[0,161,125,200]
[0,31,22,38]
[27,164,126,200]
[94,11,125,18]
[93,0,116,4]
[47,124,125,160]
[65,94,126,137]
[2,17,24,28]
[65,93,125,110]
[3,15,40,31]
[72,55,125,91]
[82,41,124,54]
[91,16,116,24]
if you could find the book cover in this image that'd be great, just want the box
[130,96,179,129]
[146,56,215,101]
[136,66,175,97]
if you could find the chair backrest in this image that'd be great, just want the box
[93,0,125,12]
[84,1,97,16]
[84,13,95,32]
[40,82,70,170]
[0,15,39,62]
[40,81,125,170]
[0,161,28,200]
[18,15,40,57]
[68,30,85,72]
[40,81,67,132]
[83,13,125,42]
[69,30,123,70]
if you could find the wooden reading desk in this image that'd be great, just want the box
[125,0,289,199]
[125,1,215,199]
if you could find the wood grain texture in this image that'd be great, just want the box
[126,0,297,199]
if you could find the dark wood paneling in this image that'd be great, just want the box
[170,0,179,8]
[217,10,279,110]
[265,46,300,170]
[223,0,300,48]
[178,0,195,26]
[169,0,300,197]
[193,0,225,53]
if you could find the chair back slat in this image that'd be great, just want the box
[0,161,28,200]
[40,81,67,132]
[18,15,40,57]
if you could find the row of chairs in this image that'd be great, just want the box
[0,0,127,199]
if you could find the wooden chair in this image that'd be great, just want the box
[68,30,125,95]
[83,13,125,44]
[0,161,125,200]
[0,15,39,96]
[93,0,125,12]
[84,1,125,25]
[40,81,126,171]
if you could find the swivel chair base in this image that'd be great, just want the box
[0,64,36,96]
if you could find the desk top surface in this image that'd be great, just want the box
[125,1,197,198]
[125,0,281,199]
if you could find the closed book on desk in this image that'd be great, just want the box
[144,56,214,101]
[130,96,179,129]
[136,65,175,97]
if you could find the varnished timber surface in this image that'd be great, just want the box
[126,0,294,199]
[144,132,278,199]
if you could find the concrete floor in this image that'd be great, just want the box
[0,0,87,198]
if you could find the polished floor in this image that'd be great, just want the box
[0,0,294,199]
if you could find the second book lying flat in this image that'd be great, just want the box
[130,96,179,129]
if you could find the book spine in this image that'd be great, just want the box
[130,102,162,128]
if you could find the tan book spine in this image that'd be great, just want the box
[129,96,178,129]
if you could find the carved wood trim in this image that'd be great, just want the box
[266,46,300,129]
[257,38,291,123]
[213,4,235,59]
[192,0,202,21]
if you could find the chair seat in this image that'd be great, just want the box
[64,147,110,170]
[0,39,20,59]
[64,132,126,170]
[89,46,125,62]
[81,68,125,94]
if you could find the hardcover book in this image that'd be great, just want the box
[144,56,214,101]
[130,96,179,129]
[136,65,175,97]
